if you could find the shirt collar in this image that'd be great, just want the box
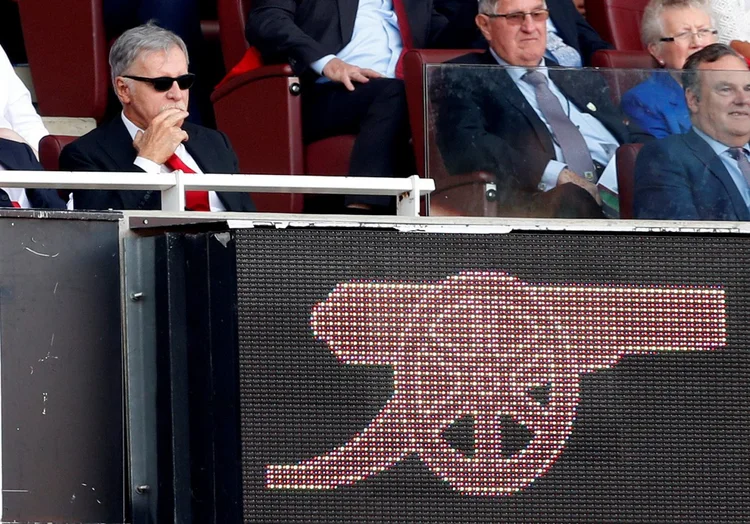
[120,112,142,141]
[693,126,749,156]
[489,49,547,83]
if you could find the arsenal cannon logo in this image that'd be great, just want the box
[266,271,727,496]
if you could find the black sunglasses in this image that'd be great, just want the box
[122,73,196,92]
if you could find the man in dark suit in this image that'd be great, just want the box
[433,0,650,218]
[434,0,613,65]
[634,44,750,221]
[0,138,66,209]
[246,0,476,211]
[61,24,255,212]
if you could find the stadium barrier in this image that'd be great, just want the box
[0,171,435,216]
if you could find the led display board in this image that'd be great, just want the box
[235,228,749,522]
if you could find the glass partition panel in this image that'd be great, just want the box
[425,63,750,222]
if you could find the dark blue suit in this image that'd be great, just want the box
[621,73,691,139]
[634,129,750,221]
[0,138,66,209]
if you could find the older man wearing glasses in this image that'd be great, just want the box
[433,0,652,218]
[435,0,613,66]
[61,23,255,212]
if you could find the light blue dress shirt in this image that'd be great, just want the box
[310,0,403,79]
[490,50,619,191]
[693,126,750,210]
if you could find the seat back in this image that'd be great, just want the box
[403,49,481,180]
[591,49,657,69]
[403,49,499,217]
[18,0,109,121]
[586,0,650,51]
[616,143,644,219]
[304,136,357,176]
[218,0,253,71]
[39,135,78,171]
[591,50,657,106]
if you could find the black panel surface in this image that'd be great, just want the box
[0,212,124,522]
[235,229,749,523]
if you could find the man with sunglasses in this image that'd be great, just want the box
[60,24,255,212]
[433,0,651,218]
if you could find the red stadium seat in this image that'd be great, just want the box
[591,49,657,69]
[217,0,252,73]
[39,135,77,171]
[616,143,644,219]
[18,0,222,123]
[212,0,356,213]
[402,49,499,217]
[17,0,109,121]
[591,50,658,105]
[586,0,650,51]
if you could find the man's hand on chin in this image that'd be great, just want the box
[133,107,190,165]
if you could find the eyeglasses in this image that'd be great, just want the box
[659,28,718,44]
[483,9,550,25]
[122,73,196,92]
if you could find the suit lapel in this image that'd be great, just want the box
[550,67,629,144]
[484,53,556,156]
[683,129,750,219]
[182,124,215,173]
[181,123,253,212]
[97,118,143,171]
[98,118,160,210]
[338,0,357,46]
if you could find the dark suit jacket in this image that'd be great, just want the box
[0,138,66,209]
[634,129,750,221]
[621,73,691,139]
[433,51,652,218]
[434,0,613,65]
[59,117,256,212]
[247,0,478,77]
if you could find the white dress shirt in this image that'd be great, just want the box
[0,45,49,153]
[490,50,619,191]
[121,112,226,212]
[0,44,49,208]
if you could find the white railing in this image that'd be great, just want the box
[0,171,435,216]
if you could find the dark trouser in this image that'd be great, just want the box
[301,78,415,210]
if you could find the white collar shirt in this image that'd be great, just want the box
[121,112,225,212]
